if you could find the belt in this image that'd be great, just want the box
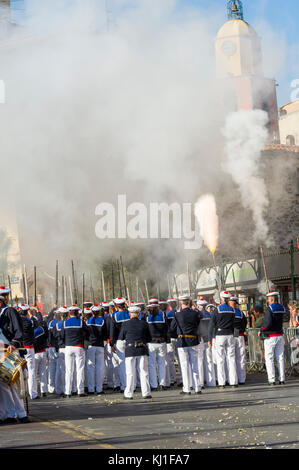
[24,345,34,349]
[178,335,197,339]
[151,337,166,343]
[127,342,146,348]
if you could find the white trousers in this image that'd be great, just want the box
[0,379,27,420]
[177,345,201,393]
[55,348,66,395]
[115,340,126,390]
[87,346,105,393]
[235,336,246,384]
[264,336,285,383]
[124,355,151,398]
[65,346,85,395]
[165,339,177,386]
[47,347,58,393]
[197,340,205,387]
[35,351,48,394]
[148,342,167,388]
[203,342,216,387]
[25,348,38,399]
[215,335,237,386]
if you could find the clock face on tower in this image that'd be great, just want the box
[221,40,237,56]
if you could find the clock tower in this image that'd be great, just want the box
[215,0,280,142]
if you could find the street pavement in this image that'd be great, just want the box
[1,373,299,450]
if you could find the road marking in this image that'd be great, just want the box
[39,419,116,449]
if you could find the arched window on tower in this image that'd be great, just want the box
[286,135,296,146]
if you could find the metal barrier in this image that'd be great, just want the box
[246,328,299,376]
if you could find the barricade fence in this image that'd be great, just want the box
[246,328,299,375]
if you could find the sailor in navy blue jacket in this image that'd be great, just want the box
[229,295,247,385]
[146,302,168,390]
[208,291,238,388]
[86,305,107,395]
[118,305,152,399]
[61,305,88,397]
[55,307,69,397]
[165,297,178,387]
[169,295,202,394]
[34,319,49,397]
[196,298,216,387]
[0,288,28,422]
[260,291,286,385]
[109,297,130,391]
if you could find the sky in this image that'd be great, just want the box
[8,0,298,106]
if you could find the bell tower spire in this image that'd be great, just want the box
[227,0,244,20]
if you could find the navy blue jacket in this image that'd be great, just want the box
[0,305,23,349]
[60,316,88,347]
[48,318,59,349]
[86,316,108,347]
[261,303,285,337]
[170,308,201,348]
[234,308,247,335]
[118,317,152,357]
[208,304,235,342]
[146,310,168,343]
[110,310,130,346]
[56,320,65,348]
[34,320,49,353]
[198,309,212,343]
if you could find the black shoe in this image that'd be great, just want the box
[268,382,276,386]
[60,394,67,398]
[4,417,18,424]
[159,386,168,391]
[195,391,202,395]
[31,396,40,400]
[97,391,105,395]
[151,388,158,392]
[218,385,225,390]
[84,387,88,393]
[113,387,121,393]
[238,382,246,386]
[88,391,95,395]
[178,382,183,387]
[42,393,47,397]
[143,395,152,399]
[180,391,191,395]
[66,394,72,398]
[279,381,285,385]
[78,393,88,397]
[72,392,77,396]
[123,396,133,400]
[18,417,31,424]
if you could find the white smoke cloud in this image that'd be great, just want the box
[222,109,272,246]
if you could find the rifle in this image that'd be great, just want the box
[90,273,95,304]
[71,260,78,304]
[187,261,192,298]
[101,271,106,301]
[111,262,115,299]
[144,280,149,304]
[117,259,122,296]
[82,273,85,311]
[55,260,59,306]
[173,274,179,299]
[68,275,73,304]
[8,275,12,305]
[120,256,127,296]
[232,269,237,296]
[34,266,37,306]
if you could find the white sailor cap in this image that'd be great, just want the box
[135,302,145,307]
[109,301,115,307]
[149,297,159,304]
[266,291,279,297]
[91,304,102,312]
[128,306,141,314]
[197,297,208,306]
[206,304,215,309]
[84,307,92,314]
[58,306,69,314]
[178,294,191,301]
[159,300,168,305]
[101,301,109,308]
[83,300,93,306]
[167,297,177,303]
[220,291,231,299]
[230,295,239,302]
[0,286,10,295]
[19,303,30,311]
[114,297,126,305]
[69,304,80,311]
